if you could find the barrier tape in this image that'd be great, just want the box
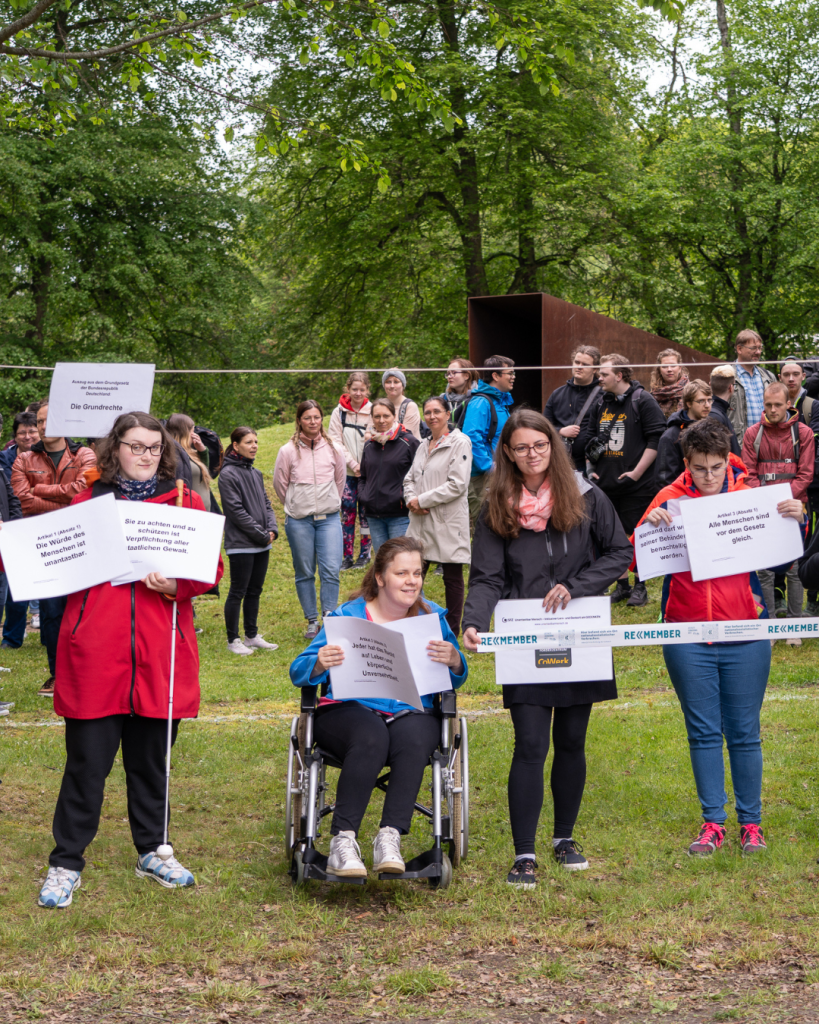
[476,617,819,652]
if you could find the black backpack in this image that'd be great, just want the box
[396,397,432,440]
[452,392,499,444]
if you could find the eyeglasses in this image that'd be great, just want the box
[689,464,726,479]
[445,370,466,377]
[119,441,165,457]
[510,441,550,457]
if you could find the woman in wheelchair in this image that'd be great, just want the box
[290,535,467,878]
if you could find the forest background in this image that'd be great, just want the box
[2,0,819,435]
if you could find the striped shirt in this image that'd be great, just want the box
[735,362,766,427]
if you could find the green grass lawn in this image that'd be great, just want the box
[2,423,819,1023]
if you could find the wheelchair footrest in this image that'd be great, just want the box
[378,846,442,881]
[301,846,366,885]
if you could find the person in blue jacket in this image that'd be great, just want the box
[460,355,515,525]
[290,535,467,879]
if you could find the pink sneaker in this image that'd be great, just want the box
[688,821,726,857]
[740,824,767,856]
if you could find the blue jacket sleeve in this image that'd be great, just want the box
[461,395,494,473]
[439,609,468,688]
[290,623,329,688]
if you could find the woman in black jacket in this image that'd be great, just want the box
[218,427,279,655]
[358,399,420,553]
[462,409,631,887]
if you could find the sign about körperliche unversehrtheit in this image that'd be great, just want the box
[45,362,155,438]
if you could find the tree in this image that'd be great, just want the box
[0,115,271,430]
[600,0,819,358]
[246,0,655,376]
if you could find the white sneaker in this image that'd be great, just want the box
[227,639,254,656]
[327,831,367,878]
[786,637,803,647]
[243,635,279,651]
[372,826,405,873]
[31,614,40,629]
[38,866,81,908]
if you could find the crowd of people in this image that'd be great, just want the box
[5,334,819,907]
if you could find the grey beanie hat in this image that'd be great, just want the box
[382,368,407,388]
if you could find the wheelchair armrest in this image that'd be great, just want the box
[300,685,319,713]
[439,690,457,718]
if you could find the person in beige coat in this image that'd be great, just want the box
[404,395,472,635]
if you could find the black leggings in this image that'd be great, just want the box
[224,550,269,642]
[422,561,465,635]
[314,702,440,836]
[508,703,592,856]
[51,715,180,871]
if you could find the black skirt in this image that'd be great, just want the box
[501,671,617,709]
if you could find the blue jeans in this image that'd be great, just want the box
[663,641,771,825]
[367,516,410,553]
[284,515,343,621]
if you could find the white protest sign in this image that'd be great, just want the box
[0,494,130,601]
[634,516,690,581]
[492,596,613,685]
[680,483,803,582]
[324,617,424,710]
[381,613,451,696]
[111,502,225,585]
[46,362,155,437]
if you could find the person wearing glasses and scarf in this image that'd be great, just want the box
[633,418,802,860]
[34,412,223,909]
[462,409,631,888]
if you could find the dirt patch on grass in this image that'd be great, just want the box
[2,942,816,1023]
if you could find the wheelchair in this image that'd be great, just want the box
[285,686,469,888]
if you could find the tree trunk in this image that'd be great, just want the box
[436,2,489,297]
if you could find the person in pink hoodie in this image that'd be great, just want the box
[742,381,813,634]
[275,401,347,640]
[328,372,374,570]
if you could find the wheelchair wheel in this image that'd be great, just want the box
[284,716,303,856]
[452,717,469,863]
[290,847,306,886]
[430,852,452,890]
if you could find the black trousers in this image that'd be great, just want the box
[50,715,180,871]
[423,561,465,636]
[314,702,440,836]
[40,594,67,676]
[224,550,269,642]
[508,702,592,856]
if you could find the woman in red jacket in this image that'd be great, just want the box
[37,412,223,910]
[634,419,801,860]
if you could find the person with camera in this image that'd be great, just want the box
[579,354,666,606]
[543,346,601,471]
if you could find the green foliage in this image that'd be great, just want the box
[0,115,273,433]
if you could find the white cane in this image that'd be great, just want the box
[156,598,177,862]
[157,478,185,862]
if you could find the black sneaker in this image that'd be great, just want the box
[610,579,632,603]
[554,839,588,871]
[506,858,537,889]
[304,620,320,641]
[626,581,648,606]
[353,549,371,569]
[434,564,444,576]
[340,556,354,572]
